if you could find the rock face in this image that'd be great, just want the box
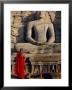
[11,11,32,43]
[11,11,61,79]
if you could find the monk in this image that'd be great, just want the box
[15,48,26,79]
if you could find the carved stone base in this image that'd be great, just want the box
[14,43,61,54]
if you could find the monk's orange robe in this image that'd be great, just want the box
[15,52,25,79]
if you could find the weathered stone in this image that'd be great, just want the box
[49,11,56,22]
[32,53,61,62]
[11,11,61,44]
[14,19,21,24]
[14,16,22,21]
[11,36,16,43]
[15,43,38,53]
[11,43,14,49]
[11,11,17,16]
[13,22,22,28]
[11,52,61,62]
[53,43,61,53]
[11,28,18,36]
[11,30,18,36]
[11,11,21,16]
[11,16,14,24]
[21,11,32,16]
[15,43,61,54]
[11,11,61,79]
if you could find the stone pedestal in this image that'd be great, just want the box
[14,43,61,54]
[11,43,61,79]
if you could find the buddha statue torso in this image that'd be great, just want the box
[34,22,49,43]
[26,12,55,45]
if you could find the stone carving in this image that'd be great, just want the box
[11,11,61,79]
[26,11,55,46]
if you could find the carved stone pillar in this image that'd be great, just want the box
[38,62,43,78]
[11,63,16,75]
[48,64,50,73]
[39,62,43,73]
[56,64,58,73]
[31,62,35,74]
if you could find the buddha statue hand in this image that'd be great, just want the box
[36,42,45,46]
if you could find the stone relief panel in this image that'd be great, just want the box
[11,11,61,54]
[11,11,61,79]
[11,11,61,44]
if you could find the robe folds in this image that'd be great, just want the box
[15,52,25,79]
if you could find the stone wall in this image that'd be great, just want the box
[11,11,32,44]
